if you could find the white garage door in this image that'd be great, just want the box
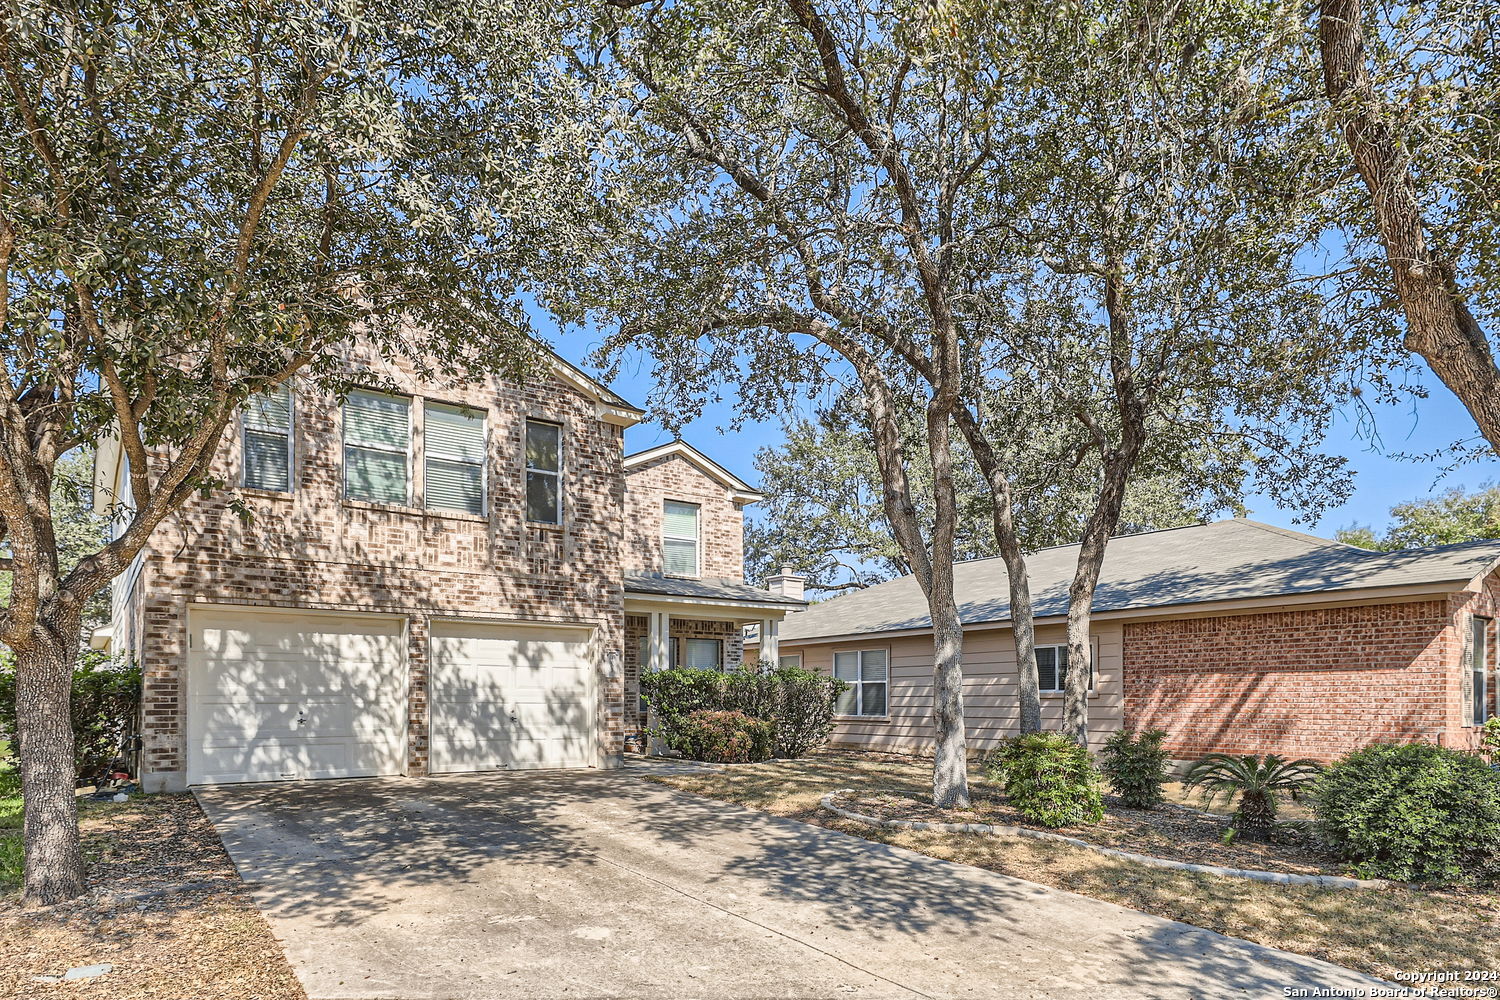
[188,608,406,785]
[429,621,594,773]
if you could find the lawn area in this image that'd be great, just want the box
[0,758,304,1000]
[646,749,1500,984]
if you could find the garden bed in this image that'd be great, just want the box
[827,788,1342,877]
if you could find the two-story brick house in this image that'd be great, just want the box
[93,348,803,792]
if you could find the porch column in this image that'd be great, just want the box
[647,611,671,673]
[759,618,780,666]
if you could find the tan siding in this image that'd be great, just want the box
[785,622,1125,753]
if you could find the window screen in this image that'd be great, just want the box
[242,387,292,492]
[663,500,699,576]
[425,403,485,514]
[525,420,562,523]
[344,390,410,505]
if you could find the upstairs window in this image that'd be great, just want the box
[525,419,562,523]
[425,402,486,515]
[663,500,700,576]
[834,649,887,716]
[242,387,293,492]
[1473,616,1491,726]
[1037,644,1094,693]
[344,390,411,505]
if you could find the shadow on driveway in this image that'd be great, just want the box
[197,769,1388,1000]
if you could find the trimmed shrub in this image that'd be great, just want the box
[665,710,773,764]
[985,732,1104,827]
[1314,742,1500,883]
[0,650,141,785]
[1098,727,1170,809]
[640,664,845,759]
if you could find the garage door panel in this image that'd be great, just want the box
[189,610,406,785]
[430,623,594,774]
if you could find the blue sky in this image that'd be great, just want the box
[548,329,1500,539]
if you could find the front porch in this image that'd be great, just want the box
[622,571,806,731]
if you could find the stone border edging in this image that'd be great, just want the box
[819,790,1387,891]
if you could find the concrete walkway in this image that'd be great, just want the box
[196,769,1387,1000]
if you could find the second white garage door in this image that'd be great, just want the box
[429,621,595,773]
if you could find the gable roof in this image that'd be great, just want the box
[777,518,1500,644]
[623,440,764,505]
[546,352,644,427]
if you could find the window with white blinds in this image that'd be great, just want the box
[682,638,723,670]
[525,419,562,523]
[425,402,486,514]
[1473,616,1491,726]
[242,387,293,492]
[834,649,887,716]
[663,500,700,576]
[344,390,410,505]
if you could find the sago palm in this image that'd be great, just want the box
[1182,754,1322,841]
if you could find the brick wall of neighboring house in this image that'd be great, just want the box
[622,614,745,730]
[133,348,626,790]
[623,453,745,580]
[1122,592,1489,762]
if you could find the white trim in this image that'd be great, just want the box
[624,593,801,617]
[240,385,295,494]
[342,389,413,506]
[832,646,890,718]
[623,440,763,505]
[524,417,564,525]
[662,498,701,578]
[1034,639,1100,694]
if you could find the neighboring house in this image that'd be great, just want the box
[93,348,803,791]
[749,519,1500,762]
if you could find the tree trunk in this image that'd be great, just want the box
[16,617,86,904]
[1235,791,1276,842]
[924,404,969,809]
[956,412,1041,732]
[1319,0,1500,454]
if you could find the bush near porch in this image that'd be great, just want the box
[640,664,846,759]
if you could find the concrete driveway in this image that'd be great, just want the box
[196,767,1385,1000]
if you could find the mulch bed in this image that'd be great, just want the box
[0,794,305,1000]
[832,788,1346,877]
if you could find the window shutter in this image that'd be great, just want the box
[425,404,485,514]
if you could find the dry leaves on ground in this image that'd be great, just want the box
[0,794,305,1000]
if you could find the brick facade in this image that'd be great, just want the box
[623,453,746,581]
[1122,587,1496,762]
[126,349,628,790]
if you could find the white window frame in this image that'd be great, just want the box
[1036,641,1098,694]
[834,648,889,718]
[1473,615,1492,726]
[343,389,412,505]
[662,499,701,578]
[241,386,295,493]
[423,400,488,516]
[682,637,724,671]
[778,653,802,669]
[524,418,563,525]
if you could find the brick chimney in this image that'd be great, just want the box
[766,565,806,603]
